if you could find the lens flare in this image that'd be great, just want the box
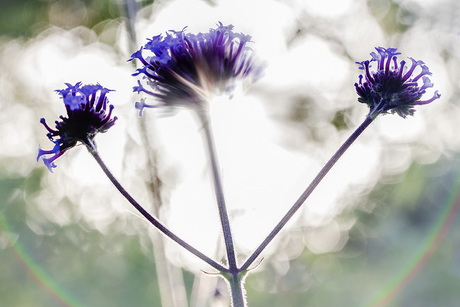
[0,216,81,307]
[365,170,460,307]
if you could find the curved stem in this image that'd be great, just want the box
[84,139,228,273]
[241,115,375,271]
[197,110,238,271]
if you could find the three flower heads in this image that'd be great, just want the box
[37,25,441,172]
[37,23,263,172]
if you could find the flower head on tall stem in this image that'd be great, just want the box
[129,22,263,115]
[355,47,440,119]
[37,82,117,172]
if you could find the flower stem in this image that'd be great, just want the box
[197,110,247,306]
[197,110,238,271]
[241,115,375,271]
[227,272,246,307]
[84,139,227,273]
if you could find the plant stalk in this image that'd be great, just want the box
[241,115,375,271]
[228,272,246,307]
[85,139,228,273]
[197,110,239,272]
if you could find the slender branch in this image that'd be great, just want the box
[84,139,228,273]
[241,115,375,271]
[197,110,238,271]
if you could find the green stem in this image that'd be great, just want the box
[197,110,239,271]
[84,139,228,273]
[241,115,375,271]
[227,272,246,307]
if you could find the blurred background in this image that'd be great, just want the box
[1,0,459,306]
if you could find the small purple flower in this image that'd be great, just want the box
[355,47,440,118]
[129,22,263,114]
[37,82,117,172]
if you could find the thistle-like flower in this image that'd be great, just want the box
[37,82,117,172]
[129,22,262,114]
[355,47,440,119]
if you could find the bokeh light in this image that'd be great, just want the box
[1,0,459,306]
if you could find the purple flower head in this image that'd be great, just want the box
[355,47,440,118]
[129,22,263,115]
[37,82,117,172]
